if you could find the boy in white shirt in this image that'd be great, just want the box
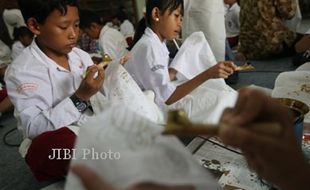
[80,10,128,61]
[112,11,135,46]
[224,0,240,48]
[5,0,105,181]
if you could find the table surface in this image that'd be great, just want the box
[187,122,310,190]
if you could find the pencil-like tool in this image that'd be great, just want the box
[82,54,112,78]
[173,39,180,50]
[236,62,255,71]
[162,110,282,137]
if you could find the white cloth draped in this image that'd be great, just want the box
[272,63,310,122]
[169,32,238,124]
[65,105,222,190]
[170,32,217,80]
[101,61,164,124]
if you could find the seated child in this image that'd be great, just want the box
[5,0,105,181]
[112,9,135,46]
[79,10,128,61]
[78,32,98,54]
[11,26,34,60]
[125,0,238,124]
[224,0,240,48]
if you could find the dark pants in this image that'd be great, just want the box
[0,87,7,102]
[227,36,239,48]
[25,127,76,181]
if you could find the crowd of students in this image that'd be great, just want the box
[0,0,309,189]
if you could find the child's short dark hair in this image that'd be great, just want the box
[13,26,34,41]
[145,0,183,27]
[114,10,129,23]
[79,9,102,29]
[18,0,78,24]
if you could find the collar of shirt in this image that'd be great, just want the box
[228,3,239,12]
[100,24,111,37]
[144,27,170,57]
[13,41,25,49]
[29,39,84,73]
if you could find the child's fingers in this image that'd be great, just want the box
[85,65,99,80]
[219,123,282,151]
[95,66,105,81]
[120,53,132,65]
[223,66,234,75]
[223,61,238,71]
[217,62,234,75]
[219,69,231,78]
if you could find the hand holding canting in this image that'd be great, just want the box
[76,65,105,101]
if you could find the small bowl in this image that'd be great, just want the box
[275,98,309,116]
[274,98,309,145]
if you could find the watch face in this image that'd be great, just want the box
[76,102,88,112]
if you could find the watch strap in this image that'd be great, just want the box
[70,93,89,113]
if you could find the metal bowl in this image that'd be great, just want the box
[274,98,309,116]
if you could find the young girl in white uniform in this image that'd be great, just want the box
[125,0,238,124]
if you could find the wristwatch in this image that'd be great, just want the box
[70,93,89,113]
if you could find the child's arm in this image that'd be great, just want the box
[166,61,236,105]
[295,34,310,53]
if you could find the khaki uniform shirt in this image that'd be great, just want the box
[238,0,297,59]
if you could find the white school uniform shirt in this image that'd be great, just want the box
[125,28,238,124]
[11,41,26,60]
[225,3,240,38]
[182,0,226,61]
[5,40,95,139]
[120,20,135,39]
[285,0,302,32]
[125,27,176,109]
[99,24,128,61]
